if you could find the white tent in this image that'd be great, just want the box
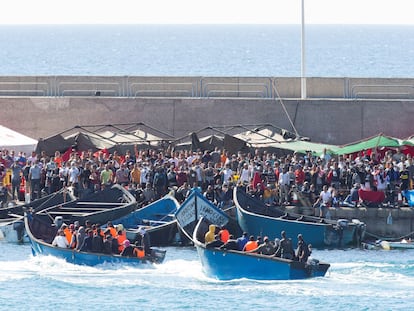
[0,125,38,154]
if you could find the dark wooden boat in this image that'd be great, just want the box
[110,194,181,246]
[234,186,366,248]
[35,185,138,226]
[0,189,76,243]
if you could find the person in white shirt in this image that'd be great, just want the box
[313,185,332,217]
[52,230,69,248]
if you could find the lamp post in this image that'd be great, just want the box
[301,0,306,99]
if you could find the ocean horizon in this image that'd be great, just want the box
[1,24,414,78]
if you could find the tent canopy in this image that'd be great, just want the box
[334,133,401,155]
[0,125,38,154]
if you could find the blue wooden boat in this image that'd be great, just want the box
[110,194,181,246]
[193,217,330,280]
[24,212,166,266]
[175,190,232,242]
[234,187,366,248]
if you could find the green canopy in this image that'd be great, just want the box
[334,133,401,155]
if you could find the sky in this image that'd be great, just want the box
[1,0,413,25]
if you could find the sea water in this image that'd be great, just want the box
[1,24,414,77]
[0,241,413,310]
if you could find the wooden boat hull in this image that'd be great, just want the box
[111,195,180,246]
[193,218,330,280]
[25,213,166,266]
[0,189,76,243]
[175,190,231,242]
[35,185,138,226]
[234,187,365,248]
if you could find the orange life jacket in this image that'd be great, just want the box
[117,231,127,252]
[244,241,258,252]
[134,247,145,258]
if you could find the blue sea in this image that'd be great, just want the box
[1,241,414,310]
[1,24,414,77]
[2,24,414,310]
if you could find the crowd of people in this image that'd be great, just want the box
[0,145,413,213]
[51,219,149,258]
[204,224,312,263]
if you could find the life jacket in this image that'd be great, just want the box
[134,247,146,258]
[219,229,230,243]
[244,241,258,252]
[63,228,73,244]
[109,226,117,238]
[117,231,127,252]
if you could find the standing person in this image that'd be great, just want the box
[296,234,310,263]
[100,164,114,189]
[29,160,42,201]
[45,157,57,194]
[278,166,290,205]
[10,160,22,201]
[115,163,130,187]
[275,231,295,259]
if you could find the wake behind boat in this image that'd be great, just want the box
[234,186,366,248]
[24,211,166,266]
[193,217,330,280]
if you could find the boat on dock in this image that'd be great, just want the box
[234,186,366,248]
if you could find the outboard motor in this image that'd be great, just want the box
[54,216,63,228]
[13,220,25,243]
[337,219,349,228]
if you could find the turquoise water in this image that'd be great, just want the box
[1,241,413,310]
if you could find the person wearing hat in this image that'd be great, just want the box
[247,236,276,255]
[120,239,134,257]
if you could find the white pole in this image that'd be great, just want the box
[301,0,307,99]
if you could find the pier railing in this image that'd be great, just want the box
[0,76,414,99]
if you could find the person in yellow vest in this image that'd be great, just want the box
[204,224,216,243]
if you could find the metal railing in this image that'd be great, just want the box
[0,76,414,99]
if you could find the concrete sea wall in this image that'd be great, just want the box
[0,76,413,144]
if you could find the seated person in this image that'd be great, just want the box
[247,236,276,255]
[52,230,69,248]
[204,224,216,243]
[120,239,134,256]
[206,234,224,248]
[219,234,239,251]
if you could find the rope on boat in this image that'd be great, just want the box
[364,230,414,242]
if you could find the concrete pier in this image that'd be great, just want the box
[282,205,414,240]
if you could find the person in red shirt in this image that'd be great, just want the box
[295,165,306,188]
